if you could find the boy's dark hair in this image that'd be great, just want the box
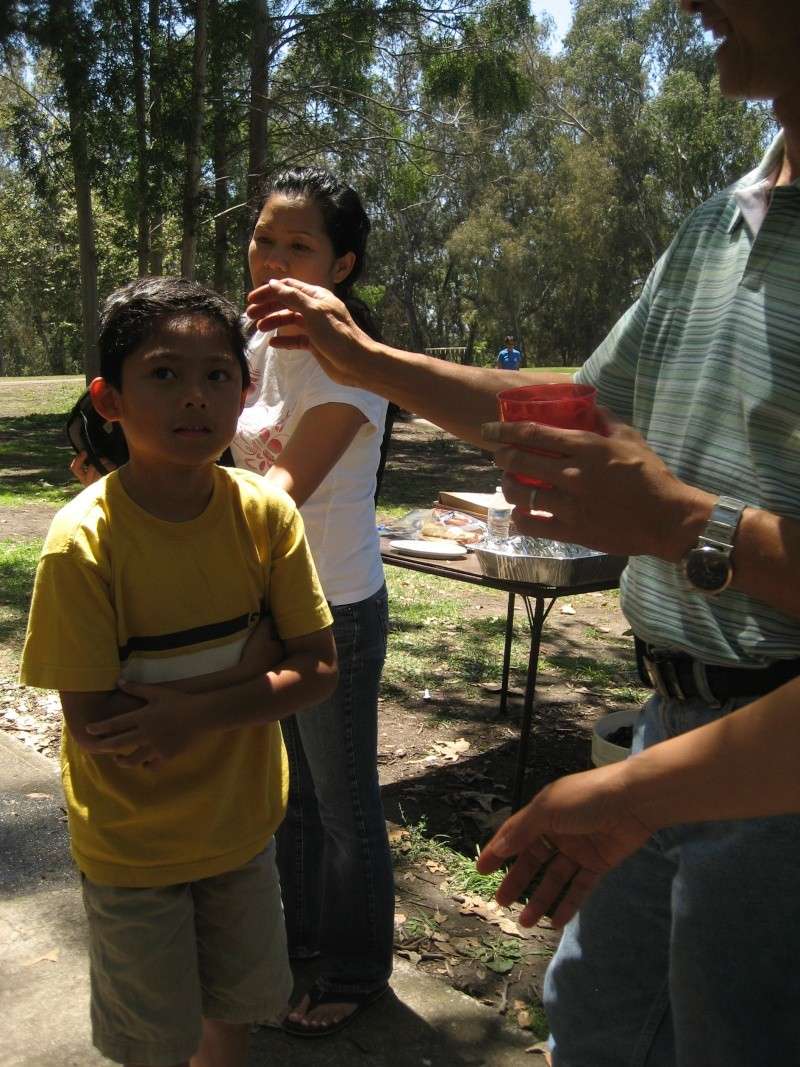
[99,277,250,390]
[254,166,381,341]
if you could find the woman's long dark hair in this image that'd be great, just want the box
[254,166,381,342]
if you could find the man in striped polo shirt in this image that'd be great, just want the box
[483,5,800,1063]
[246,2,800,1062]
[487,5,800,1065]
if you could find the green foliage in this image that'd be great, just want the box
[0,0,777,373]
[423,0,532,118]
[391,817,505,900]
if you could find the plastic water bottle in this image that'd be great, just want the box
[487,486,513,543]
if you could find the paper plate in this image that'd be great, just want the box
[389,538,468,560]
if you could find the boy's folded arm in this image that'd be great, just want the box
[166,624,338,734]
[61,689,146,753]
[164,616,285,693]
[61,619,285,755]
[79,626,337,767]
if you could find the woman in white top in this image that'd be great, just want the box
[232,168,392,1036]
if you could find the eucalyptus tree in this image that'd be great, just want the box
[22,0,102,377]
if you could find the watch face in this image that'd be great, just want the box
[684,545,732,593]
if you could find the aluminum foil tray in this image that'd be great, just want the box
[473,537,626,588]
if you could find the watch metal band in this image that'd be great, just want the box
[699,495,747,553]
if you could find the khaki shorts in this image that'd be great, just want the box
[81,840,291,1067]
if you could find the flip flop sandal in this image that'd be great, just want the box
[281,980,389,1039]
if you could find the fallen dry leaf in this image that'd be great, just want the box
[457,790,507,813]
[26,947,60,965]
[454,893,538,939]
[450,936,482,956]
[394,912,407,926]
[462,805,512,835]
[425,859,447,874]
[517,1009,533,1028]
[525,1041,551,1058]
[560,603,576,615]
[432,737,470,762]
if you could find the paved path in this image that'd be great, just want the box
[0,732,533,1066]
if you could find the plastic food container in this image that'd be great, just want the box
[472,536,626,587]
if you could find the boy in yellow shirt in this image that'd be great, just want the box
[20,277,338,1067]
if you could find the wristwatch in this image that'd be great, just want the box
[682,496,747,595]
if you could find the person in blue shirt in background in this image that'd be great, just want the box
[496,335,522,370]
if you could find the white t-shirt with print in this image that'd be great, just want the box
[231,329,388,607]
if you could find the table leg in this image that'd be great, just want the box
[498,592,516,718]
[511,596,546,813]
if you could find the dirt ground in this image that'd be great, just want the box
[0,415,641,1041]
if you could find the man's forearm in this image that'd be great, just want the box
[366,340,558,448]
[622,678,800,828]
[728,506,800,621]
[660,498,800,621]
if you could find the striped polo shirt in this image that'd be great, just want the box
[576,134,800,666]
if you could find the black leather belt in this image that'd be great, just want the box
[634,637,800,706]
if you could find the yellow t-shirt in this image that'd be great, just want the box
[20,466,332,887]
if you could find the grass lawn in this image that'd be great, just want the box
[0,375,86,507]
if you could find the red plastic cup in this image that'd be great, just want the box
[497,382,601,487]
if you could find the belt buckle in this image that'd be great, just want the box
[643,654,686,701]
[691,660,722,709]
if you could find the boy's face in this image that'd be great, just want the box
[93,314,245,470]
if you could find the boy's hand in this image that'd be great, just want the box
[85,682,201,768]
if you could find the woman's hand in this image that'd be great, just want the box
[245,278,374,388]
[70,450,116,487]
[481,414,713,562]
[476,762,655,928]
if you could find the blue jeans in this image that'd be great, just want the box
[545,692,800,1067]
[276,585,393,994]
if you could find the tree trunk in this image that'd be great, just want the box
[70,108,99,381]
[402,278,427,353]
[244,0,270,291]
[463,317,477,366]
[130,0,149,274]
[180,0,209,279]
[247,0,269,207]
[56,0,99,380]
[209,0,228,292]
[147,0,164,274]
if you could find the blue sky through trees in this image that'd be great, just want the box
[531,0,573,47]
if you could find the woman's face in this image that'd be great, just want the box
[249,193,355,293]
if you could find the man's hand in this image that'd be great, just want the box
[482,414,713,561]
[476,763,654,928]
[245,278,372,388]
[84,682,201,768]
